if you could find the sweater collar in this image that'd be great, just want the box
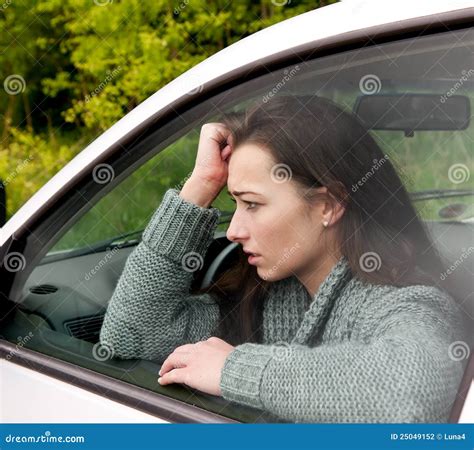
[291,255,352,345]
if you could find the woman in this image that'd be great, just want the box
[99,94,466,423]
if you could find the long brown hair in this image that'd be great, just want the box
[195,94,452,346]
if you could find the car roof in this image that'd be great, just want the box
[1,0,473,245]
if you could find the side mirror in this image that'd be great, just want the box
[0,180,6,227]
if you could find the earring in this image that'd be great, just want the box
[322,220,329,227]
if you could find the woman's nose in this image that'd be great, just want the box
[226,213,248,243]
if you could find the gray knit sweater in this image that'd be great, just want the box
[100,188,466,423]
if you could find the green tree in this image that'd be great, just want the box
[0,0,335,219]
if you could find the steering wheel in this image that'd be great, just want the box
[200,242,239,289]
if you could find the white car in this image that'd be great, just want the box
[0,0,473,423]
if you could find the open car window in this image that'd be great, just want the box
[2,26,473,422]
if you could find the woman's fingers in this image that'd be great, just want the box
[158,368,187,386]
[190,123,233,192]
[221,144,232,161]
[157,338,235,396]
[159,351,190,377]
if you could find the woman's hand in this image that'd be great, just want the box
[179,123,234,208]
[193,122,233,187]
[158,337,235,396]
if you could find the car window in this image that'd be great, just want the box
[3,27,473,422]
[47,133,234,255]
[46,28,474,261]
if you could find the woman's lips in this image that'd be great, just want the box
[248,254,261,265]
[243,249,261,264]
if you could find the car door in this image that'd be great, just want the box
[1,3,473,423]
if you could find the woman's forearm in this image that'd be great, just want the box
[99,188,222,361]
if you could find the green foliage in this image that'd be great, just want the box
[0,0,331,219]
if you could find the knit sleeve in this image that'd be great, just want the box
[219,286,466,423]
[99,188,222,361]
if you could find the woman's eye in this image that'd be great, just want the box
[245,201,258,210]
[229,197,258,210]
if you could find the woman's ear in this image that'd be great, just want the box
[321,183,347,227]
[322,195,345,227]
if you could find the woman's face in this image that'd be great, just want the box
[226,142,337,288]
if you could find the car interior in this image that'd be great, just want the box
[1,26,473,422]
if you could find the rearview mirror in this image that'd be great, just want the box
[353,94,470,137]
